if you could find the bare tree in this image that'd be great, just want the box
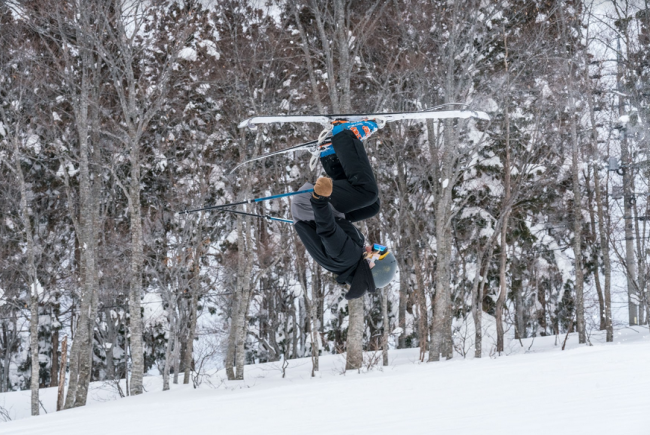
[19,0,105,408]
[88,0,197,395]
[1,90,42,415]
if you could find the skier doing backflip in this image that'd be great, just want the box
[291,120,397,300]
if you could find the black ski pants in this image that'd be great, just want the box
[321,130,380,222]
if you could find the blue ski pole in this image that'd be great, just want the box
[179,189,314,215]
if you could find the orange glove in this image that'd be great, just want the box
[313,177,333,199]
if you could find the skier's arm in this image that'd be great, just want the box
[311,196,351,256]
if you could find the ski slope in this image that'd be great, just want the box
[2,327,649,435]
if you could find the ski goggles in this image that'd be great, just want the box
[372,243,390,260]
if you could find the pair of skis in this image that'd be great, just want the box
[231,108,489,173]
[183,108,490,220]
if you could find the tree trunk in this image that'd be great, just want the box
[74,264,99,407]
[183,292,198,384]
[429,223,452,361]
[633,200,647,325]
[617,45,639,325]
[62,12,101,408]
[163,310,178,391]
[105,312,115,381]
[128,138,145,394]
[428,118,455,362]
[381,287,389,366]
[56,336,67,411]
[514,284,526,340]
[496,217,509,353]
[233,218,254,379]
[497,50,512,353]
[585,168,606,330]
[71,114,102,408]
[29,294,39,415]
[345,299,364,370]
[570,99,586,344]
[334,0,351,112]
[13,135,40,415]
[593,169,613,341]
[413,253,428,361]
[297,250,320,375]
[172,327,182,385]
[225,285,239,380]
[398,279,407,349]
[50,318,59,387]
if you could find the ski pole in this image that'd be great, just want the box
[229,138,331,174]
[216,208,293,223]
[179,188,314,215]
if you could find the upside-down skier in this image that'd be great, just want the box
[291,120,397,300]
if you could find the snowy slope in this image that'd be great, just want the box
[2,328,649,435]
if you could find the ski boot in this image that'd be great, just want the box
[311,119,380,170]
[319,119,378,159]
[331,119,379,141]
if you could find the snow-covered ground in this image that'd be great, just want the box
[2,327,649,434]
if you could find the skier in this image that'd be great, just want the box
[291,120,397,300]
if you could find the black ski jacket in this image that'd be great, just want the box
[294,195,364,285]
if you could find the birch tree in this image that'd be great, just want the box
[0,68,42,415]
[88,0,198,394]
[22,0,105,408]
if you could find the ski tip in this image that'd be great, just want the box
[238,119,258,130]
[473,111,491,121]
[229,161,247,174]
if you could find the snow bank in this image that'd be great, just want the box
[2,327,649,433]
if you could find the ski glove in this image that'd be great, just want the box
[313,177,333,199]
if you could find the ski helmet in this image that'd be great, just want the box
[368,243,398,288]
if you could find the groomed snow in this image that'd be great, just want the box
[2,327,649,434]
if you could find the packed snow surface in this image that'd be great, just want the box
[2,327,649,434]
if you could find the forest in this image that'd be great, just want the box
[1,0,649,417]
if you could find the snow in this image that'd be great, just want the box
[31,280,43,297]
[178,48,197,62]
[198,40,219,59]
[226,230,238,243]
[142,292,165,329]
[2,327,649,433]
[25,135,40,154]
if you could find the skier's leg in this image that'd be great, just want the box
[327,130,379,214]
[320,149,380,221]
[320,152,346,181]
[344,197,380,222]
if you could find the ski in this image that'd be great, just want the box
[229,137,332,174]
[238,109,490,130]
